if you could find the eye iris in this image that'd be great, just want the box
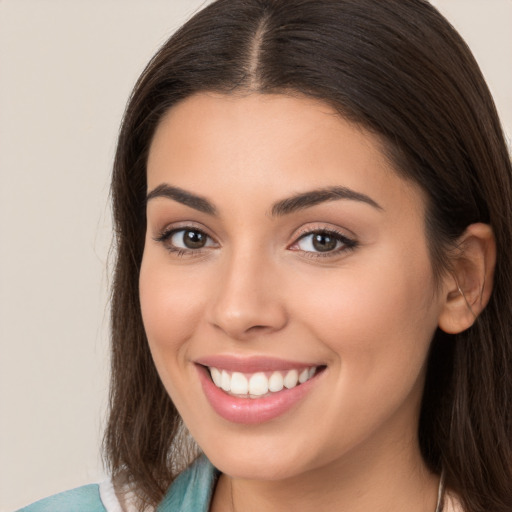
[183,230,206,249]
[312,233,338,252]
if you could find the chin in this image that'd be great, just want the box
[213,455,301,481]
[201,436,319,481]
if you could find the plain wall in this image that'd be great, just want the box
[0,1,510,510]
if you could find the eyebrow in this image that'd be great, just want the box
[146,183,382,216]
[146,184,217,215]
[271,186,382,216]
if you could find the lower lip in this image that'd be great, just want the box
[197,365,322,425]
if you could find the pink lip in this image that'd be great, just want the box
[196,362,324,425]
[195,354,317,373]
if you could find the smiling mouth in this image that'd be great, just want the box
[205,365,326,399]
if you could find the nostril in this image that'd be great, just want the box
[248,325,270,332]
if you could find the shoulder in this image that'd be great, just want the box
[16,484,107,512]
[15,457,218,512]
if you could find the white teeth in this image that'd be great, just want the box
[268,371,284,392]
[249,372,269,396]
[210,367,222,387]
[221,370,231,392]
[230,372,248,395]
[284,369,299,389]
[208,366,320,397]
[299,368,309,384]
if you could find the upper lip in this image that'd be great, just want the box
[194,355,323,373]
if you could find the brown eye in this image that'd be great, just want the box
[296,231,343,253]
[181,230,207,249]
[170,229,210,249]
[311,233,338,252]
[291,229,357,256]
[154,226,218,255]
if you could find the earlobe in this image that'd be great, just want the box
[438,223,496,334]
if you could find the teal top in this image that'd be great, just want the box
[16,455,219,512]
[16,485,107,512]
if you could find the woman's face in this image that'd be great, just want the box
[140,93,446,481]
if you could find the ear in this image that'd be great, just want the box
[438,223,496,334]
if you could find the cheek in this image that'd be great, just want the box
[139,251,209,365]
[292,249,440,394]
[138,250,219,423]
[285,259,439,454]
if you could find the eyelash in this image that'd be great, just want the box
[154,226,358,259]
[291,228,358,258]
[153,226,215,258]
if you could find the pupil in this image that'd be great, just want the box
[312,233,337,252]
[184,230,206,249]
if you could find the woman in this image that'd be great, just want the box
[19,0,512,511]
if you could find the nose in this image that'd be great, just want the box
[207,250,288,340]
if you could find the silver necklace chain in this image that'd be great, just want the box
[435,469,446,512]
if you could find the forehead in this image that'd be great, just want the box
[147,92,424,216]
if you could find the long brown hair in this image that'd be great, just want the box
[104,1,512,509]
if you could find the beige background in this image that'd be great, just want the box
[0,1,510,510]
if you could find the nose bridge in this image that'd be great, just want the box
[209,243,287,339]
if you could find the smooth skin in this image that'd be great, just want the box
[140,93,495,512]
